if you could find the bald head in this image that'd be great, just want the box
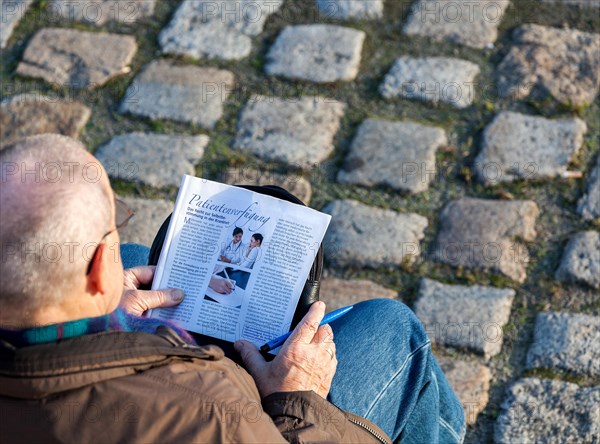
[1,134,113,320]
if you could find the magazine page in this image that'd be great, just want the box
[149,175,331,347]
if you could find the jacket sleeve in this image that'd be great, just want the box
[262,391,392,444]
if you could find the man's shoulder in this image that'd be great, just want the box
[0,329,264,442]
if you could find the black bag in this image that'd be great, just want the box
[148,184,323,355]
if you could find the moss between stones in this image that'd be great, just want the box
[2,1,599,442]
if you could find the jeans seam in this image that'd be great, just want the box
[364,340,432,418]
[439,416,462,444]
[431,368,465,444]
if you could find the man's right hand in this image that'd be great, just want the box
[234,301,337,399]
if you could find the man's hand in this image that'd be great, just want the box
[120,266,184,316]
[234,301,336,399]
[209,275,235,294]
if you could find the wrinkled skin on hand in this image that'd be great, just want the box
[235,301,337,399]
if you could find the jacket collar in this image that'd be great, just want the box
[0,327,224,399]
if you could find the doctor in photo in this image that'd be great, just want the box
[219,227,246,264]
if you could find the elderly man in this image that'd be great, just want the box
[0,134,465,443]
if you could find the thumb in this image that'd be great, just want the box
[163,288,185,305]
[122,288,184,316]
[124,265,156,288]
[141,289,184,310]
[234,340,266,375]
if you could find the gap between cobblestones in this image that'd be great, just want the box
[1,1,599,443]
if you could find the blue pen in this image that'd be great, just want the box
[260,305,354,353]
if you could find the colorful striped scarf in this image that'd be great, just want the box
[0,309,195,347]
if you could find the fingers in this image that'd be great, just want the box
[120,288,184,316]
[234,340,266,376]
[317,330,336,362]
[318,340,337,398]
[226,279,235,293]
[217,281,232,294]
[312,324,334,345]
[322,342,336,362]
[151,289,184,308]
[242,301,338,399]
[289,301,326,345]
[318,349,337,398]
[123,265,156,288]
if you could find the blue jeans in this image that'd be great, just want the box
[121,244,465,443]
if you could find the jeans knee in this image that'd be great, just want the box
[354,298,430,351]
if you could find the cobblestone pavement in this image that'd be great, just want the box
[1,1,598,442]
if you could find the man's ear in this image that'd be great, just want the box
[86,243,109,295]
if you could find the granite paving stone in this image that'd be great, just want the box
[118,197,175,246]
[577,156,600,221]
[16,28,137,88]
[433,198,539,283]
[234,95,345,167]
[49,0,157,26]
[95,132,208,188]
[337,119,447,193]
[415,278,515,358]
[436,356,492,426]
[159,0,283,61]
[474,111,587,185]
[220,167,312,204]
[403,0,510,49]
[0,0,33,48]
[319,277,398,313]
[526,311,600,376]
[555,231,600,289]
[315,0,384,20]
[120,60,234,129]
[379,56,480,108]
[1,0,599,442]
[265,25,365,83]
[322,199,428,268]
[0,94,91,148]
[495,378,600,443]
[497,24,600,107]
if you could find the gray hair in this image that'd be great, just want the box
[0,134,113,318]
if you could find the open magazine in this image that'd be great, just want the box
[149,175,331,348]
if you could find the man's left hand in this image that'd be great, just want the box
[120,266,184,316]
